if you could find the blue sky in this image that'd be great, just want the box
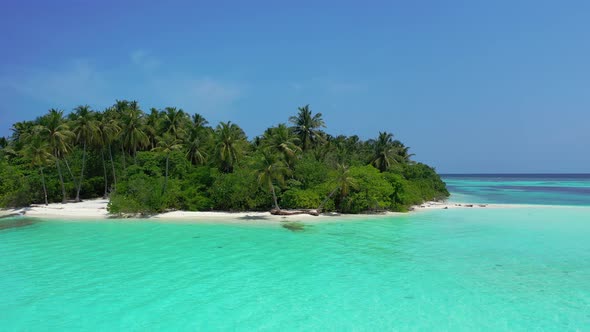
[1,0,589,173]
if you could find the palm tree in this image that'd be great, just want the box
[253,151,291,210]
[71,105,100,202]
[317,164,357,213]
[145,108,161,149]
[261,124,301,165]
[10,121,35,147]
[103,107,122,189]
[96,111,121,197]
[114,100,130,114]
[214,121,247,173]
[22,137,53,205]
[329,135,365,165]
[129,100,141,112]
[289,105,326,151]
[192,113,208,128]
[152,134,182,193]
[161,107,188,139]
[38,109,74,203]
[185,114,211,165]
[0,137,10,161]
[392,140,414,163]
[121,106,148,162]
[370,132,400,172]
[185,126,207,165]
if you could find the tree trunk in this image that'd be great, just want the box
[64,158,78,189]
[40,167,48,206]
[270,182,280,210]
[75,141,86,202]
[163,153,169,193]
[102,148,108,198]
[317,187,339,213]
[270,209,319,216]
[109,144,117,192]
[55,157,67,203]
[121,146,126,170]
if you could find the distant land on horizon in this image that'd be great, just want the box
[441,173,590,177]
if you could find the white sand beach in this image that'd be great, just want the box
[0,199,396,223]
[1,198,573,223]
[0,199,111,220]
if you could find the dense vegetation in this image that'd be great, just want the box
[0,101,448,215]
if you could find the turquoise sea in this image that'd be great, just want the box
[1,175,590,331]
[444,174,590,206]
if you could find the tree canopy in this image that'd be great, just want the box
[0,101,449,214]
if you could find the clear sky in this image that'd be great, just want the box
[1,0,589,173]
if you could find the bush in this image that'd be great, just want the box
[209,168,270,211]
[178,166,214,211]
[383,163,449,211]
[0,162,31,207]
[281,188,323,209]
[108,172,165,215]
[344,165,394,213]
[292,155,330,189]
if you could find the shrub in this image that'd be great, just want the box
[344,165,394,213]
[0,162,31,207]
[209,168,270,211]
[281,188,323,209]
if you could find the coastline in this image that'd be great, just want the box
[0,199,402,224]
[2,198,588,223]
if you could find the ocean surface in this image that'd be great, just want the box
[443,173,590,206]
[1,175,589,331]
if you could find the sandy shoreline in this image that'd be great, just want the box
[0,199,400,223]
[0,199,587,223]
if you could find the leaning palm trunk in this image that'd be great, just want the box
[163,153,169,193]
[75,141,86,202]
[55,157,67,203]
[121,146,126,171]
[317,187,338,213]
[64,158,78,189]
[270,182,280,210]
[109,144,117,192]
[40,167,48,206]
[101,148,108,198]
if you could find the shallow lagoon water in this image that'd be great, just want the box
[1,176,590,331]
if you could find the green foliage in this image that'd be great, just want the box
[382,172,408,211]
[281,188,324,209]
[383,163,449,211]
[0,162,31,207]
[180,186,212,211]
[1,101,449,213]
[209,167,270,211]
[344,165,394,213]
[289,105,325,151]
[214,121,248,173]
[108,172,165,215]
[292,155,330,189]
[179,167,214,211]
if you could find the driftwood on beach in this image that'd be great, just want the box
[270,209,320,216]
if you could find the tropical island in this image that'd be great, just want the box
[0,101,448,217]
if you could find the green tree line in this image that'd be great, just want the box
[0,101,449,214]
